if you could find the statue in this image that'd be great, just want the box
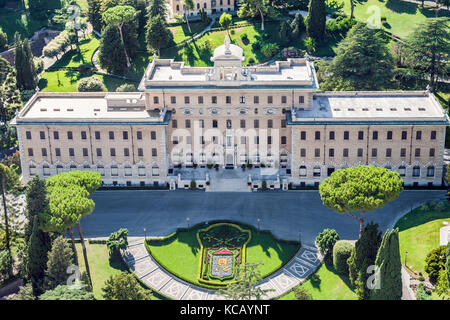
[224,35,231,54]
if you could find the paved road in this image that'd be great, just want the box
[80,190,446,245]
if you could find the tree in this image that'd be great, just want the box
[15,283,35,300]
[0,163,19,254]
[102,5,137,68]
[320,23,395,90]
[0,249,12,281]
[0,29,7,51]
[99,25,128,74]
[332,240,354,275]
[237,0,271,31]
[14,34,37,90]
[102,272,152,300]
[315,228,339,264]
[28,0,47,19]
[403,18,449,91]
[116,83,136,92]
[319,166,403,238]
[304,36,316,54]
[45,236,74,290]
[146,15,173,57]
[147,0,168,19]
[306,0,326,41]
[434,268,450,299]
[424,245,447,284]
[40,171,101,285]
[290,13,305,41]
[88,0,104,31]
[28,215,52,295]
[347,222,382,300]
[293,286,313,300]
[106,228,128,258]
[25,176,48,242]
[39,284,94,300]
[219,262,273,299]
[447,242,450,285]
[183,0,195,33]
[42,30,71,61]
[0,57,22,125]
[278,20,291,46]
[370,228,402,300]
[77,76,106,92]
[219,13,233,34]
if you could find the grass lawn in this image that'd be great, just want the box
[169,20,211,44]
[338,0,450,38]
[395,204,450,276]
[146,222,300,289]
[279,263,357,300]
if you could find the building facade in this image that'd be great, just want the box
[12,38,449,189]
[166,0,236,20]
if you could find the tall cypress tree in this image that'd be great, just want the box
[347,222,382,300]
[146,15,173,57]
[45,236,73,290]
[147,0,168,19]
[98,25,128,75]
[306,0,326,41]
[25,176,48,242]
[371,228,402,300]
[14,34,37,90]
[27,216,52,296]
[88,0,103,32]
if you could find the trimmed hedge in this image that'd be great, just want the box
[333,240,354,275]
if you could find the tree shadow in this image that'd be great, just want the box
[394,205,450,232]
[37,78,48,90]
[385,0,419,14]
[323,262,355,292]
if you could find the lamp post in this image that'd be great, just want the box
[186,217,190,228]
[405,249,408,267]
[143,227,147,241]
[257,218,260,232]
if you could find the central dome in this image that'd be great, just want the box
[211,35,244,66]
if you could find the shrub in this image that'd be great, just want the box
[333,240,354,275]
[261,180,267,190]
[252,42,261,51]
[262,43,279,59]
[77,76,106,92]
[190,180,196,190]
[434,201,447,212]
[304,37,316,54]
[316,229,340,264]
[425,245,447,284]
[420,203,431,212]
[116,83,136,92]
[106,228,129,258]
[248,57,255,65]
[0,249,12,281]
[34,58,44,74]
[78,63,93,75]
[416,283,432,300]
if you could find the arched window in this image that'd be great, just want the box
[176,4,179,11]
[29,164,37,176]
[138,166,146,177]
[97,165,105,176]
[111,165,118,176]
[70,164,77,171]
[313,166,321,177]
[56,164,64,174]
[83,164,90,170]
[299,166,307,177]
[152,166,160,177]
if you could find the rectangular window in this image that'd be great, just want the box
[255,136,259,145]
[40,131,45,140]
[400,148,406,157]
[26,131,31,140]
[358,131,364,140]
[53,131,59,140]
[184,96,190,104]
[387,131,393,140]
[372,148,377,157]
[55,148,61,157]
[67,131,73,140]
[83,148,88,157]
[299,96,304,104]
[96,148,102,157]
[357,148,363,157]
[268,96,273,104]
[226,96,231,104]
[281,136,287,144]
[170,96,176,104]
[329,148,334,157]
[200,136,205,145]
[254,120,259,128]
[431,131,436,140]
[386,148,392,157]
[95,131,101,140]
[429,148,435,157]
[268,120,273,128]
[153,96,159,104]
[344,131,349,140]
[315,148,320,157]
[110,148,116,157]
[186,136,192,144]
[137,131,142,140]
[241,136,246,144]
[240,119,245,128]
[415,148,421,157]
[427,167,435,177]
[185,120,191,128]
[138,148,143,157]
[281,119,286,128]
[173,136,178,144]
[212,96,217,104]
[81,131,87,140]
[69,148,74,157]
[41,148,47,157]
[198,96,204,104]
[109,131,115,140]
[372,131,378,140]
[124,148,130,157]
[301,131,306,140]
[151,131,156,140]
[402,131,407,140]
[123,131,128,140]
[281,96,287,104]
[315,131,320,140]
[28,148,33,157]
[254,96,259,104]
[343,148,349,157]
[300,148,306,157]
[268,136,272,145]
[329,131,335,140]
[152,148,157,157]
[416,131,422,140]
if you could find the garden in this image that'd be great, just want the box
[145,221,300,289]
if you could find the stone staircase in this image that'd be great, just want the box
[208,178,249,192]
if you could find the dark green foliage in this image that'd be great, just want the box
[325,17,357,35]
[416,283,432,300]
[319,23,395,91]
[306,0,326,41]
[115,83,136,92]
[0,249,12,282]
[147,0,168,19]
[0,57,23,124]
[278,20,292,46]
[14,34,37,90]
[25,176,49,242]
[332,240,354,275]
[446,243,450,285]
[294,286,313,300]
[371,228,402,300]
[424,245,447,284]
[347,222,382,299]
[15,283,35,300]
[0,29,7,51]
[106,228,129,258]
[146,15,173,56]
[28,216,52,296]
[88,0,103,31]
[316,229,339,264]
[81,271,93,292]
[102,272,152,300]
[45,236,73,290]
[77,76,106,92]
[28,0,48,19]
[290,13,305,41]
[39,284,94,300]
[99,25,127,74]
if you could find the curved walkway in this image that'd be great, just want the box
[121,238,322,300]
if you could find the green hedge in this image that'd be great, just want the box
[333,240,354,275]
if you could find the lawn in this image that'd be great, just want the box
[338,0,450,38]
[146,222,300,289]
[279,262,357,300]
[395,203,450,276]
[169,20,211,44]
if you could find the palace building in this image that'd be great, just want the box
[166,0,236,20]
[11,37,449,190]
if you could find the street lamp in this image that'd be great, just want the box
[186,217,190,228]
[143,227,147,241]
[405,250,408,267]
[257,218,260,232]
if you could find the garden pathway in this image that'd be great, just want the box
[122,237,322,300]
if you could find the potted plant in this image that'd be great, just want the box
[247,162,252,170]
[193,163,198,169]
[261,163,266,168]
[177,163,182,169]
[207,163,213,169]
[262,180,267,190]
[214,164,219,171]
[241,164,246,171]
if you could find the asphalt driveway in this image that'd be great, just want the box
[80,190,446,245]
